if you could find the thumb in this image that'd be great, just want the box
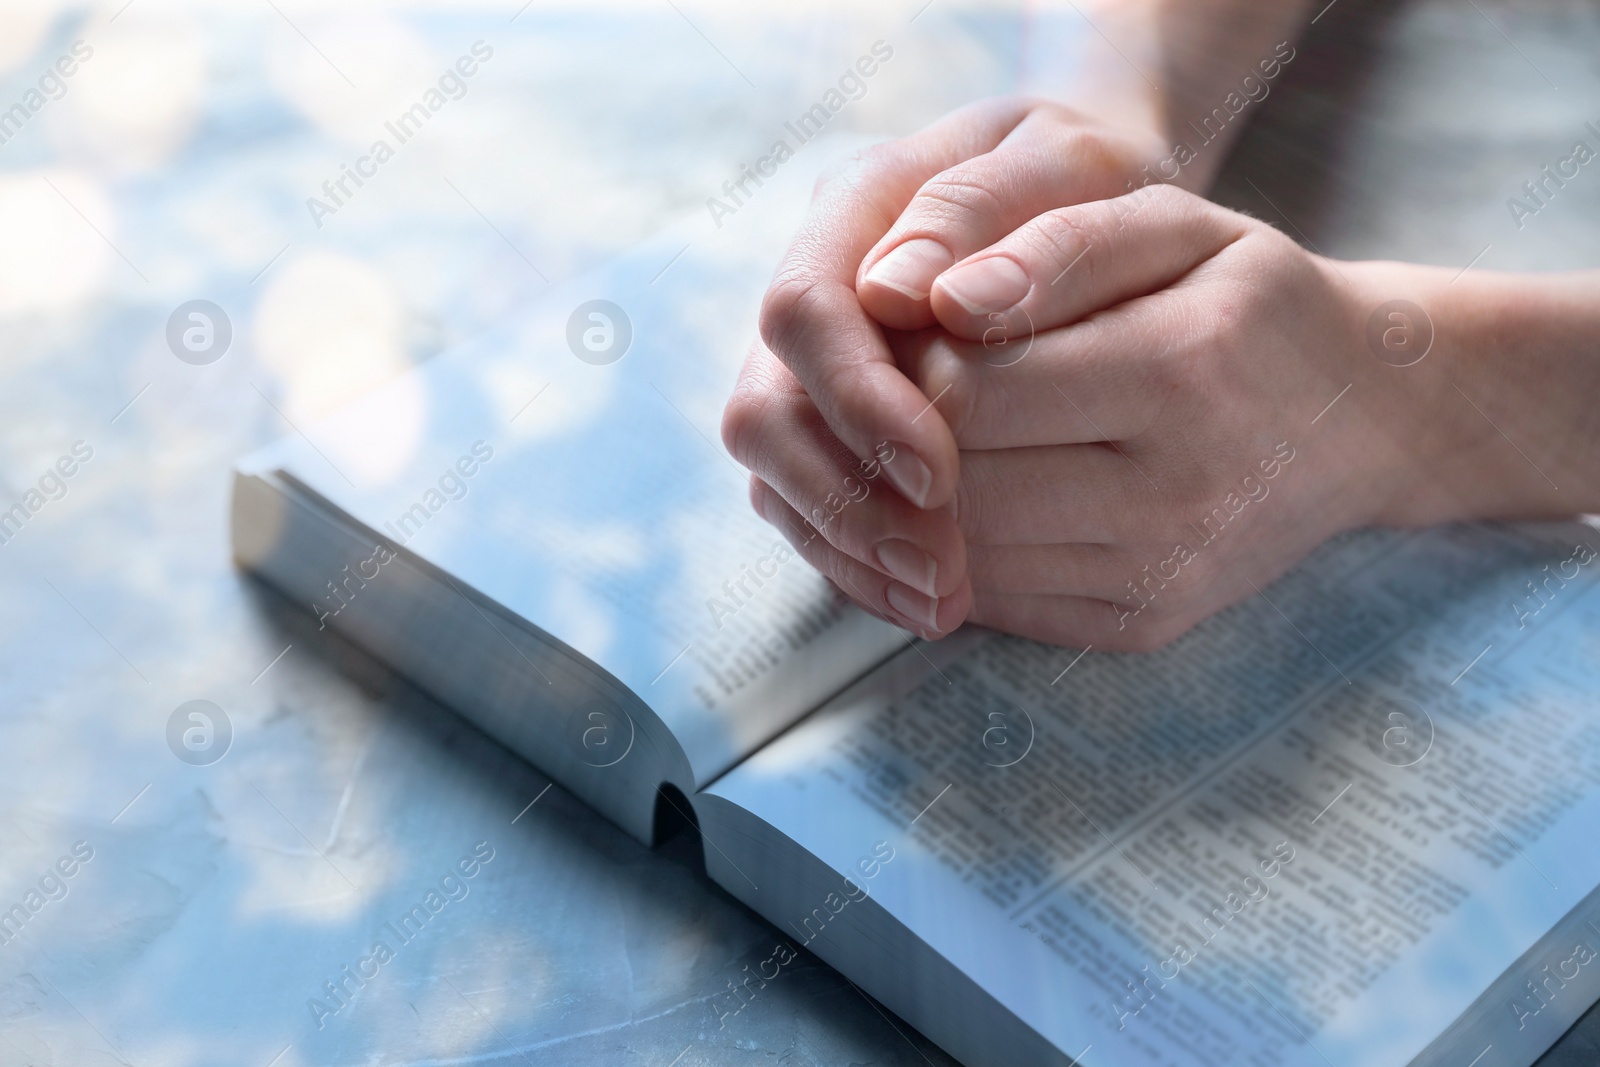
[855,103,1157,330]
[927,184,1248,340]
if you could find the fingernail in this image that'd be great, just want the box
[862,238,954,301]
[881,444,932,508]
[938,256,1030,315]
[875,538,938,597]
[886,582,939,631]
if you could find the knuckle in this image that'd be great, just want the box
[758,271,824,358]
[1025,207,1098,283]
[760,276,880,424]
[1061,125,1127,180]
[906,169,1008,233]
[720,388,766,467]
[720,355,803,474]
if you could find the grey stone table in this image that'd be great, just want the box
[0,2,1595,1064]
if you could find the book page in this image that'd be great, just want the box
[704,522,1600,1065]
[241,140,905,788]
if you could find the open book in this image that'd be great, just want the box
[231,158,1600,1067]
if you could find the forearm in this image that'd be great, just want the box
[1143,0,1317,187]
[1020,0,1316,191]
[1348,262,1600,525]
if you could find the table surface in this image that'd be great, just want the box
[1,2,1597,1065]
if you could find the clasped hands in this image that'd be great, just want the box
[722,97,1426,651]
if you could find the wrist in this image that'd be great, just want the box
[1342,260,1600,526]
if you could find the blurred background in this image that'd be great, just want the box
[0,0,1596,1064]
